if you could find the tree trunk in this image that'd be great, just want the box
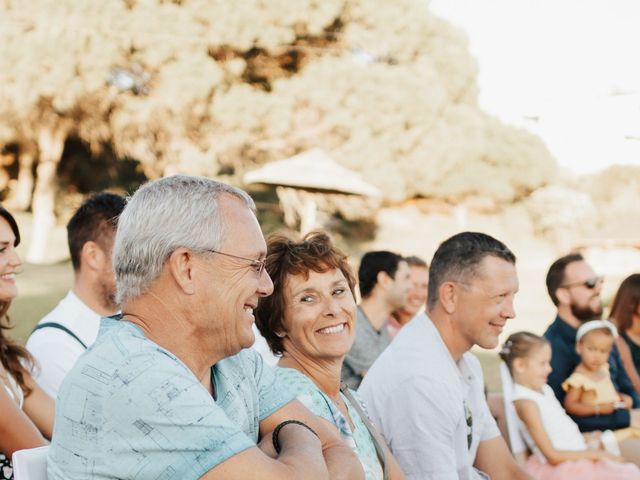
[27,126,67,264]
[4,142,36,211]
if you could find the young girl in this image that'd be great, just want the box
[563,320,640,438]
[500,331,640,479]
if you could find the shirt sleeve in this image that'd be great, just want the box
[248,349,295,421]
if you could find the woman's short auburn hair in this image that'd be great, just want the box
[255,230,356,356]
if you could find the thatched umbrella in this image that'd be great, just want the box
[244,148,380,233]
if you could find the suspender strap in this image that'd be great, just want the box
[32,322,88,349]
[340,383,390,480]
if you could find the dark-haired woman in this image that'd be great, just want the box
[255,231,404,480]
[610,274,640,393]
[0,207,54,479]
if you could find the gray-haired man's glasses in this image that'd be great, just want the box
[206,249,266,277]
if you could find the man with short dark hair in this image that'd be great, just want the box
[27,192,126,397]
[543,253,640,432]
[360,232,531,480]
[341,250,411,389]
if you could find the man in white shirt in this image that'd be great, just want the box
[26,192,126,398]
[359,232,532,480]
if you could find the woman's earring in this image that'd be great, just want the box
[275,331,286,338]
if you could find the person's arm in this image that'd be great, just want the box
[258,399,365,480]
[203,421,330,480]
[514,398,622,465]
[474,436,533,480]
[611,346,640,407]
[21,373,55,440]
[616,337,640,394]
[563,386,615,417]
[0,383,47,456]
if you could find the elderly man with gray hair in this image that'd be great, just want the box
[48,175,363,480]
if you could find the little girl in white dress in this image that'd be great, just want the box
[499,331,640,480]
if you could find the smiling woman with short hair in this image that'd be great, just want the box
[255,231,404,480]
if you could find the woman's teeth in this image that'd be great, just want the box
[318,323,345,334]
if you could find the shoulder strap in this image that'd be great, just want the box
[340,383,390,480]
[32,322,88,349]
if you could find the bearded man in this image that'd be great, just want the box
[544,253,640,437]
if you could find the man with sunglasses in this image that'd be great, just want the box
[544,253,640,436]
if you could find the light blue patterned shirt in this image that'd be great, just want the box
[276,367,383,480]
[48,316,294,480]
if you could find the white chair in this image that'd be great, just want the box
[11,445,49,480]
[499,361,527,458]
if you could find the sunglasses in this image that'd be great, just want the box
[560,276,603,290]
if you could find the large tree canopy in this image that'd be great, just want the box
[0,0,557,259]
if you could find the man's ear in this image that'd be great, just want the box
[167,248,196,295]
[376,271,392,290]
[439,281,458,314]
[80,241,103,272]
[555,287,570,306]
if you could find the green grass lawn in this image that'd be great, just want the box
[9,261,74,342]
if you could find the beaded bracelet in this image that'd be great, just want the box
[272,419,319,454]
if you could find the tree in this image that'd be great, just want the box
[0,1,121,261]
[0,0,557,260]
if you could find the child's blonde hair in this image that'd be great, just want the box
[499,331,549,375]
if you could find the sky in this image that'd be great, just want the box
[428,0,640,174]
